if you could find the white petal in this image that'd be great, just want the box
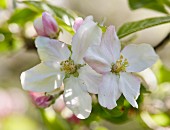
[35,36,71,63]
[101,25,121,63]
[71,19,102,64]
[84,45,111,74]
[78,65,102,94]
[98,73,121,109]
[20,63,64,92]
[119,72,140,108]
[121,43,159,72]
[63,76,92,119]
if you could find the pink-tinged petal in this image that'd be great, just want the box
[35,36,71,63]
[42,12,58,38]
[84,45,111,74]
[101,25,121,63]
[63,76,92,119]
[78,65,102,94]
[20,63,64,92]
[98,73,121,109]
[121,43,159,72]
[119,72,140,108]
[71,18,102,64]
[73,17,83,32]
[34,17,46,36]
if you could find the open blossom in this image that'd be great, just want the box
[20,16,102,119]
[34,12,58,38]
[84,25,158,109]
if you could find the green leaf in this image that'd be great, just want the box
[117,16,170,39]
[0,0,7,9]
[18,1,44,13]
[128,0,169,14]
[2,115,39,130]
[164,0,170,7]
[0,27,20,52]
[55,16,75,35]
[8,8,38,25]
[85,97,133,124]
[156,64,170,83]
[47,4,76,25]
[39,109,71,130]
[151,113,170,126]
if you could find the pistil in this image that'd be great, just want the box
[60,59,76,74]
[111,55,129,74]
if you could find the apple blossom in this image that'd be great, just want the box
[34,12,58,38]
[84,25,158,109]
[20,16,102,119]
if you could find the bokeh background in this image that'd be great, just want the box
[0,0,170,130]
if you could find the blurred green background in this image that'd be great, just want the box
[0,0,170,130]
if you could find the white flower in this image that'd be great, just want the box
[20,16,102,119]
[84,25,159,109]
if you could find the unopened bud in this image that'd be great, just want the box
[34,12,58,38]
[73,17,83,32]
[35,95,54,108]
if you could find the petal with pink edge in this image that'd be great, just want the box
[101,25,121,63]
[71,17,102,64]
[84,45,112,74]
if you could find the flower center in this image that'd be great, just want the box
[60,59,77,74]
[111,55,129,74]
[60,59,85,78]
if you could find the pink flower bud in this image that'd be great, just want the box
[34,12,58,38]
[29,92,54,108]
[35,95,54,108]
[73,17,83,32]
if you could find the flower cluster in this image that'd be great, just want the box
[20,12,158,119]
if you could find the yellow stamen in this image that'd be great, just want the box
[111,55,129,74]
[60,59,76,74]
